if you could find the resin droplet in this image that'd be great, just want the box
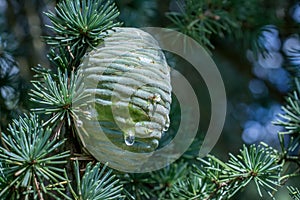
[76,120,83,127]
[163,115,170,132]
[124,133,135,146]
[152,93,161,103]
[150,93,161,116]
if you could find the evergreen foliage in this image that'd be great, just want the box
[29,68,88,126]
[274,78,300,147]
[62,161,123,200]
[289,186,300,200]
[0,0,299,199]
[45,0,120,50]
[166,0,239,50]
[0,114,69,199]
[45,0,121,68]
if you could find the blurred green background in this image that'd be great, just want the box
[0,0,298,199]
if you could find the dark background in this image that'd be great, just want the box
[0,0,297,199]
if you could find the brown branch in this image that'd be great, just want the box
[34,174,44,200]
[53,119,65,139]
[0,126,9,151]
